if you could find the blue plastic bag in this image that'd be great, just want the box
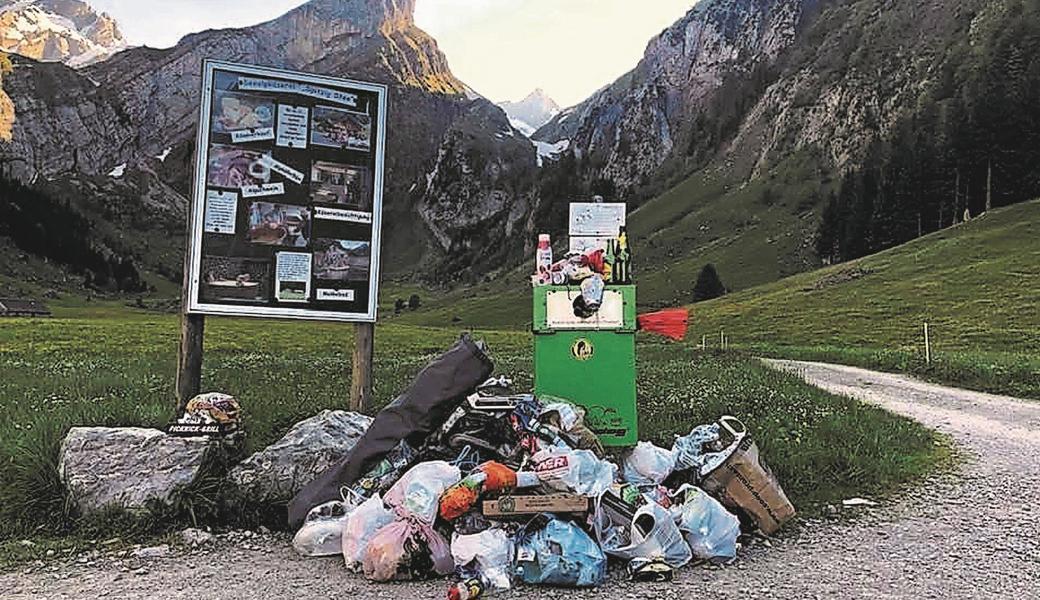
[672,485,740,562]
[515,515,607,587]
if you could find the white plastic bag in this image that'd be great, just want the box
[621,442,676,486]
[672,485,740,561]
[532,448,617,497]
[342,494,395,570]
[384,461,461,522]
[292,499,355,557]
[594,500,692,569]
[451,528,515,591]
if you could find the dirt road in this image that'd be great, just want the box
[4,360,1038,599]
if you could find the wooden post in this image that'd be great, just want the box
[720,330,725,351]
[177,194,204,412]
[351,322,375,412]
[702,334,707,350]
[177,313,205,410]
[924,322,931,364]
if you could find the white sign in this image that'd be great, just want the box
[231,127,275,143]
[569,202,626,237]
[203,190,237,234]
[259,154,305,185]
[276,105,309,149]
[241,183,285,198]
[317,288,356,302]
[238,77,359,107]
[545,290,624,329]
[315,206,373,224]
[275,252,312,303]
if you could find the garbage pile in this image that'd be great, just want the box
[289,336,794,597]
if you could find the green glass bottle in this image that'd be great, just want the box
[604,238,616,283]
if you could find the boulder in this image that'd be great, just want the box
[59,427,217,515]
[228,410,372,505]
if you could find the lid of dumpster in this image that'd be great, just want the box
[533,285,636,333]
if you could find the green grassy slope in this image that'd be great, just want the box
[687,199,1040,397]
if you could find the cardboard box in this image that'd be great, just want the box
[483,494,589,517]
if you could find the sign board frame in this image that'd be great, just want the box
[185,60,388,323]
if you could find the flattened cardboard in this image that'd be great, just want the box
[482,494,588,517]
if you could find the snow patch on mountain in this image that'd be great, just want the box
[533,139,569,167]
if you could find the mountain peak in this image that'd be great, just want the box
[0,0,127,67]
[499,88,561,136]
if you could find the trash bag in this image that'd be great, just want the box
[292,499,356,557]
[698,417,796,535]
[289,334,493,527]
[671,485,740,562]
[451,528,514,591]
[362,516,454,582]
[621,442,676,487]
[539,399,605,457]
[672,423,722,476]
[515,514,607,588]
[532,448,617,497]
[342,494,395,571]
[594,499,691,569]
[385,461,462,522]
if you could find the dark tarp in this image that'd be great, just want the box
[288,334,494,527]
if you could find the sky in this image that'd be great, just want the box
[89,0,696,107]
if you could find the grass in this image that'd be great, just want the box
[685,199,1040,398]
[0,305,944,546]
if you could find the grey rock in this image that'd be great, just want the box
[131,545,169,560]
[179,528,215,546]
[58,427,217,515]
[227,410,372,505]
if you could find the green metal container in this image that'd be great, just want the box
[533,284,638,446]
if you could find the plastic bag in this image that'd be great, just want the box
[385,461,461,522]
[594,500,691,569]
[362,516,454,581]
[672,485,740,562]
[292,499,354,557]
[451,528,514,591]
[532,448,617,497]
[342,494,395,570]
[621,442,675,487]
[515,515,607,587]
[539,399,605,457]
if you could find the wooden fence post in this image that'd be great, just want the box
[924,322,931,364]
[351,322,375,412]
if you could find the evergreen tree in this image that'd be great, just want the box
[692,264,727,302]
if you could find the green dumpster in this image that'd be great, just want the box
[533,284,637,447]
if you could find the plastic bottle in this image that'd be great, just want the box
[615,226,631,284]
[535,234,553,285]
[603,238,615,282]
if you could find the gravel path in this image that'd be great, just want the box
[4,360,1039,599]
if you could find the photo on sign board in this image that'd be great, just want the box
[207,144,271,188]
[310,105,372,151]
[200,256,270,303]
[246,202,311,248]
[313,238,371,282]
[275,251,312,303]
[310,161,370,208]
[211,91,275,134]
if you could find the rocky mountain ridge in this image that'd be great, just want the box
[0,0,127,67]
[0,0,540,288]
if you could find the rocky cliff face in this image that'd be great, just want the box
[0,0,127,67]
[419,100,538,277]
[0,0,538,281]
[535,0,815,195]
